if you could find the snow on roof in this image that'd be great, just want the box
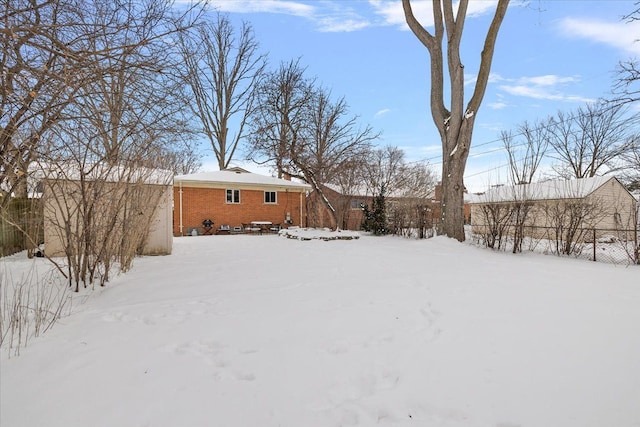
[174,170,311,190]
[28,161,173,185]
[468,176,616,204]
[324,183,436,200]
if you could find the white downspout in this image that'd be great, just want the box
[179,181,184,236]
[299,191,303,227]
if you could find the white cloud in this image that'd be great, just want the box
[488,101,508,110]
[369,0,508,31]
[209,0,370,32]
[518,75,579,87]
[465,72,505,87]
[374,108,391,118]
[464,0,500,18]
[368,0,404,26]
[467,71,592,104]
[210,0,518,33]
[209,0,315,17]
[499,84,594,103]
[464,73,477,86]
[559,17,640,55]
[488,73,505,84]
[315,16,371,33]
[494,74,595,104]
[369,0,434,29]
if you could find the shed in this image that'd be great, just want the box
[33,163,173,256]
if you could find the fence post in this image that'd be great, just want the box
[592,228,596,262]
[635,209,639,265]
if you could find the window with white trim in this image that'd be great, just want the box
[264,191,277,204]
[226,189,240,204]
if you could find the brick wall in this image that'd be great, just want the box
[173,186,306,236]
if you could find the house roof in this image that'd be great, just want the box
[29,161,173,185]
[174,170,311,191]
[468,176,620,204]
[324,183,437,200]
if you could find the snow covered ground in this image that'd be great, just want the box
[2,231,639,427]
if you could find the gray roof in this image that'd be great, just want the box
[468,176,617,204]
[174,170,311,191]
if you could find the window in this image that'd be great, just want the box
[351,199,366,210]
[226,189,240,204]
[264,191,277,204]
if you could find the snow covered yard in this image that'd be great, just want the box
[1,232,639,427]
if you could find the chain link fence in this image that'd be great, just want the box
[469,223,639,266]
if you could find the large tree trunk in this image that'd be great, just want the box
[403,0,510,241]
[440,149,467,241]
[439,121,473,241]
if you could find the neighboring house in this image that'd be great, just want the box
[33,163,173,257]
[431,183,472,226]
[469,176,637,240]
[173,168,311,236]
[307,184,371,230]
[309,183,441,231]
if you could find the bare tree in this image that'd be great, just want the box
[359,147,436,237]
[178,13,266,170]
[287,88,379,229]
[327,157,368,231]
[69,1,197,163]
[1,0,88,205]
[247,58,314,178]
[392,160,437,238]
[617,135,640,190]
[543,200,601,257]
[548,103,638,179]
[2,0,201,289]
[38,160,171,291]
[501,119,550,252]
[501,119,549,185]
[613,60,640,107]
[1,0,202,205]
[475,201,512,250]
[611,2,640,106]
[161,140,203,175]
[247,58,378,229]
[402,0,510,241]
[362,146,406,196]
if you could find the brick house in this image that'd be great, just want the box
[306,184,371,230]
[173,168,311,236]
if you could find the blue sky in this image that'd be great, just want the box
[199,0,640,192]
